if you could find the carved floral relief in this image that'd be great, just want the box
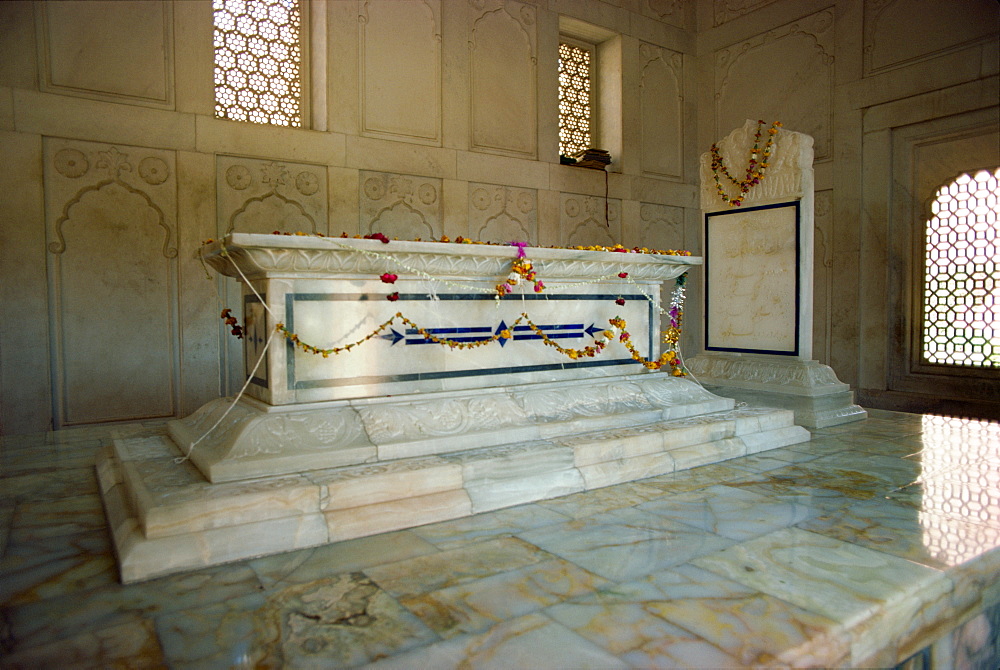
[468,182,537,244]
[217,156,327,236]
[561,193,621,248]
[360,171,442,240]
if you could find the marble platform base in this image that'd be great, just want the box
[686,354,867,429]
[96,376,809,582]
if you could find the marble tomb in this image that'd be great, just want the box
[97,234,810,582]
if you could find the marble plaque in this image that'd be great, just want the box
[705,202,799,354]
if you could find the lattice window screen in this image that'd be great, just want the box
[214,0,302,127]
[558,42,592,157]
[922,168,999,368]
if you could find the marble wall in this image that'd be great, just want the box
[0,0,997,432]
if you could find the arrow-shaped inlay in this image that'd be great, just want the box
[390,321,605,345]
[379,328,405,345]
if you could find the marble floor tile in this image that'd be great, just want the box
[1,466,99,504]
[1,410,998,669]
[249,529,441,590]
[365,612,627,669]
[638,462,748,495]
[546,599,744,668]
[8,494,107,543]
[637,484,822,541]
[0,530,118,606]
[409,502,571,551]
[398,557,607,639]
[534,480,666,519]
[885,480,1000,528]
[364,536,550,598]
[4,561,266,651]
[517,506,734,582]
[0,617,166,670]
[547,562,850,667]
[723,448,822,474]
[157,572,440,668]
[796,497,1000,571]
[692,527,954,664]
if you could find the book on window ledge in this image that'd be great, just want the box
[571,148,612,169]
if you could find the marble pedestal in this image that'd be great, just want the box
[97,379,808,583]
[686,354,868,429]
[96,234,811,582]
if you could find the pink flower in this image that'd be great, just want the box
[380,273,398,284]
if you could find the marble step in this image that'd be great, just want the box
[97,406,809,583]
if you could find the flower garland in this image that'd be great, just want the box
[710,119,782,207]
[207,234,691,375]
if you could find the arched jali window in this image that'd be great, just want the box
[922,168,999,369]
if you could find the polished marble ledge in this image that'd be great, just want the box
[1,409,999,668]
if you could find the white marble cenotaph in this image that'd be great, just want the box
[686,120,866,428]
[98,233,810,582]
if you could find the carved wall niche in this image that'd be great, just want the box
[217,156,327,236]
[561,193,621,248]
[637,202,685,252]
[469,0,537,157]
[713,0,779,27]
[714,8,834,160]
[360,171,442,240]
[640,43,684,180]
[44,138,178,426]
[35,0,174,108]
[360,0,442,143]
[864,0,998,76]
[469,183,538,244]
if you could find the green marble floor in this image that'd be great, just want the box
[1,409,998,668]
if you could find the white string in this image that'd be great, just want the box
[174,329,275,464]
[176,247,281,463]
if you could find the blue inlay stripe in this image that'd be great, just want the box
[405,327,493,335]
[512,324,583,331]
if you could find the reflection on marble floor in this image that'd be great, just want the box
[1,410,999,668]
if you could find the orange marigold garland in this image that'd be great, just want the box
[710,119,782,207]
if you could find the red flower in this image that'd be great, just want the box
[365,232,390,244]
[386,292,400,302]
[380,273,398,284]
[618,272,628,279]
[615,297,626,306]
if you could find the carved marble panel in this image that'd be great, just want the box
[714,9,833,160]
[712,0,779,27]
[863,0,998,76]
[36,0,174,107]
[217,156,327,236]
[562,194,621,248]
[469,0,537,157]
[468,183,537,244]
[638,202,684,253]
[640,43,684,180]
[360,171,442,240]
[640,0,687,29]
[44,138,178,425]
[360,0,441,143]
